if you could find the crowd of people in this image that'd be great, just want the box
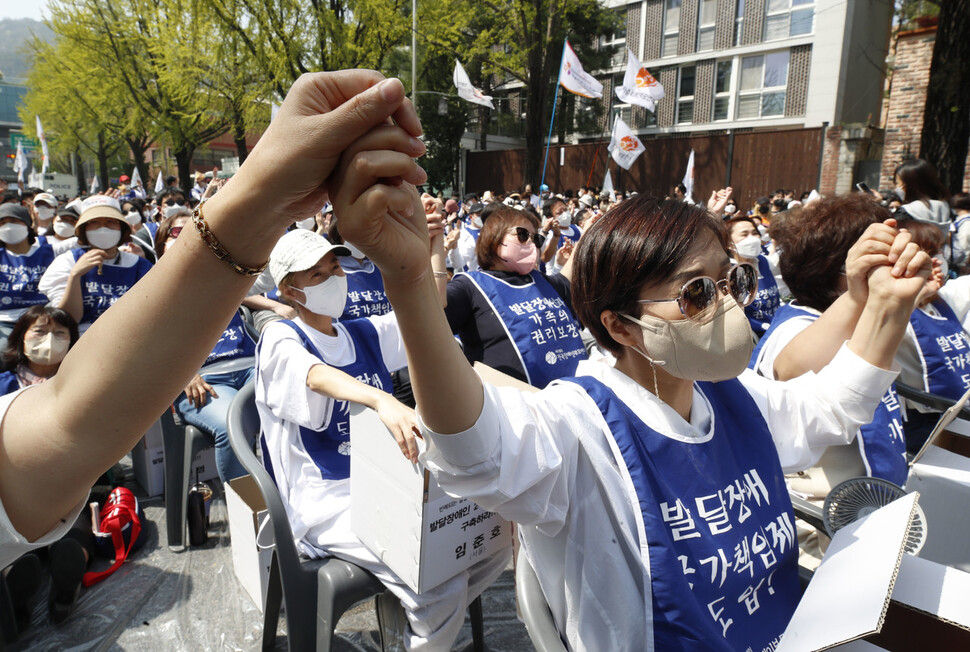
[0,67,966,650]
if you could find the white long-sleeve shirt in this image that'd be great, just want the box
[421,346,896,652]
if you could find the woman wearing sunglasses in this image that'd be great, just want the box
[444,205,587,388]
[332,156,929,650]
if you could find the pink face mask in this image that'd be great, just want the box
[500,238,538,275]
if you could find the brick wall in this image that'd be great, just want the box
[644,0,664,60]
[597,77,614,132]
[679,0,699,56]
[819,124,842,196]
[880,27,970,191]
[785,45,812,117]
[714,0,738,50]
[626,3,642,60]
[740,0,764,46]
[657,67,678,126]
[694,59,716,124]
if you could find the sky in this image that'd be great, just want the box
[0,0,48,21]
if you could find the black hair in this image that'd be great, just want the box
[895,159,949,205]
[0,305,79,372]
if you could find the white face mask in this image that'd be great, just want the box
[163,205,183,219]
[557,212,572,228]
[293,273,348,318]
[53,220,75,238]
[723,205,737,215]
[36,206,55,221]
[0,223,29,245]
[86,226,122,250]
[734,234,763,259]
[295,217,316,230]
[469,215,483,229]
[125,211,142,228]
[342,241,365,259]
[895,187,905,202]
[23,332,70,366]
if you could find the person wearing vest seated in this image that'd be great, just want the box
[154,213,257,484]
[0,205,64,347]
[255,227,505,651]
[884,219,970,453]
[725,215,780,337]
[327,222,391,320]
[444,204,587,389]
[446,201,483,272]
[38,195,153,336]
[749,195,910,565]
[48,203,80,252]
[0,305,78,395]
[332,148,930,650]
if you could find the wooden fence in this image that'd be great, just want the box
[465,127,824,210]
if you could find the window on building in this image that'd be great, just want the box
[735,0,745,46]
[764,0,814,41]
[662,0,681,57]
[677,65,696,124]
[713,60,733,121]
[697,0,717,52]
[737,51,789,119]
[601,12,628,67]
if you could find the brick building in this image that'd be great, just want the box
[879,25,970,192]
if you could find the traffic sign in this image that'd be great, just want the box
[9,133,38,150]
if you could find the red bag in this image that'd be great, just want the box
[82,487,144,587]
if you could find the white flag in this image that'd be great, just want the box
[35,116,50,174]
[90,175,100,194]
[682,149,695,204]
[453,60,494,109]
[602,169,615,203]
[155,170,165,194]
[615,49,664,113]
[131,166,142,188]
[13,142,27,185]
[804,189,820,205]
[559,40,603,99]
[608,117,645,171]
[271,103,281,122]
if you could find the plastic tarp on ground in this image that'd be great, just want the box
[9,458,528,651]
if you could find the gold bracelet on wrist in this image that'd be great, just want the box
[192,205,268,277]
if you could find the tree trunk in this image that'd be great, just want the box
[74,149,85,196]
[126,138,151,197]
[478,104,489,152]
[174,146,195,196]
[919,0,970,193]
[97,133,110,193]
[232,109,249,164]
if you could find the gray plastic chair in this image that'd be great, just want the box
[227,381,485,651]
[164,355,255,551]
[514,545,567,652]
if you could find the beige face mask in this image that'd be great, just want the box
[23,332,70,366]
[621,294,754,382]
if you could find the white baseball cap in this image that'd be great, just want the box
[269,229,350,286]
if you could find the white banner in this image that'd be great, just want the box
[35,116,50,174]
[602,169,615,202]
[155,170,165,194]
[90,175,100,194]
[608,117,645,170]
[682,149,695,204]
[13,142,27,185]
[559,40,603,99]
[131,166,142,188]
[453,60,494,109]
[615,49,664,113]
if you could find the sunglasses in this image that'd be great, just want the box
[507,227,544,249]
[163,199,186,207]
[169,226,183,239]
[637,263,758,324]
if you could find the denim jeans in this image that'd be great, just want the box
[175,366,257,483]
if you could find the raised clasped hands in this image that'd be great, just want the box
[864,223,932,308]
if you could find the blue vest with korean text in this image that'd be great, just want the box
[750,303,907,485]
[464,224,481,242]
[566,375,801,652]
[204,311,256,366]
[279,319,392,481]
[909,299,970,400]
[339,258,390,320]
[462,270,586,388]
[71,248,152,326]
[0,237,55,310]
[744,255,780,337]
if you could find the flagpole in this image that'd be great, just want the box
[540,40,568,190]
